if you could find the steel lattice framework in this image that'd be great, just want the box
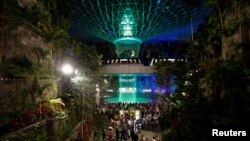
[70,1,211,103]
[70,0,210,43]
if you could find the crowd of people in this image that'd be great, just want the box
[97,102,163,141]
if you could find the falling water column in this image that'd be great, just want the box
[118,75,137,103]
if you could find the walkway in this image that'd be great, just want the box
[101,124,162,141]
[97,102,163,141]
[139,129,161,141]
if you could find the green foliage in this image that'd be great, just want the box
[38,83,51,97]
[3,0,27,30]
[2,0,70,48]
[6,128,48,141]
[244,68,250,76]
[157,2,250,140]
[32,47,49,62]
[21,88,34,111]
[47,98,67,118]
[72,42,101,74]
[46,27,69,45]
[186,42,203,69]
[12,55,33,69]
[0,113,15,134]
[0,55,34,77]
[57,120,74,140]
[24,3,52,28]
[220,58,245,87]
[206,0,231,10]
[162,128,177,141]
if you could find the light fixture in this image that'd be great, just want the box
[61,64,74,75]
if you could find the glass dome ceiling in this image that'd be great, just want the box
[70,0,210,43]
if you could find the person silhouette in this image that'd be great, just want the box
[102,129,106,141]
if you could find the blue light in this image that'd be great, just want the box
[105,74,176,103]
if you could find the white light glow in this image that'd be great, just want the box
[121,12,134,36]
[120,78,135,82]
[75,69,79,75]
[119,110,124,116]
[124,25,132,30]
[182,92,186,96]
[168,59,175,62]
[142,89,152,93]
[106,89,114,92]
[62,64,73,75]
[104,79,108,84]
[71,76,83,83]
[135,110,140,120]
[184,81,191,86]
[119,87,136,93]
[96,88,100,92]
[124,30,132,36]
[131,50,135,57]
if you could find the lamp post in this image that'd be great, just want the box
[61,63,85,139]
[46,64,74,141]
[60,63,74,97]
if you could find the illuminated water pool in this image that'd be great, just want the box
[105,97,151,103]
